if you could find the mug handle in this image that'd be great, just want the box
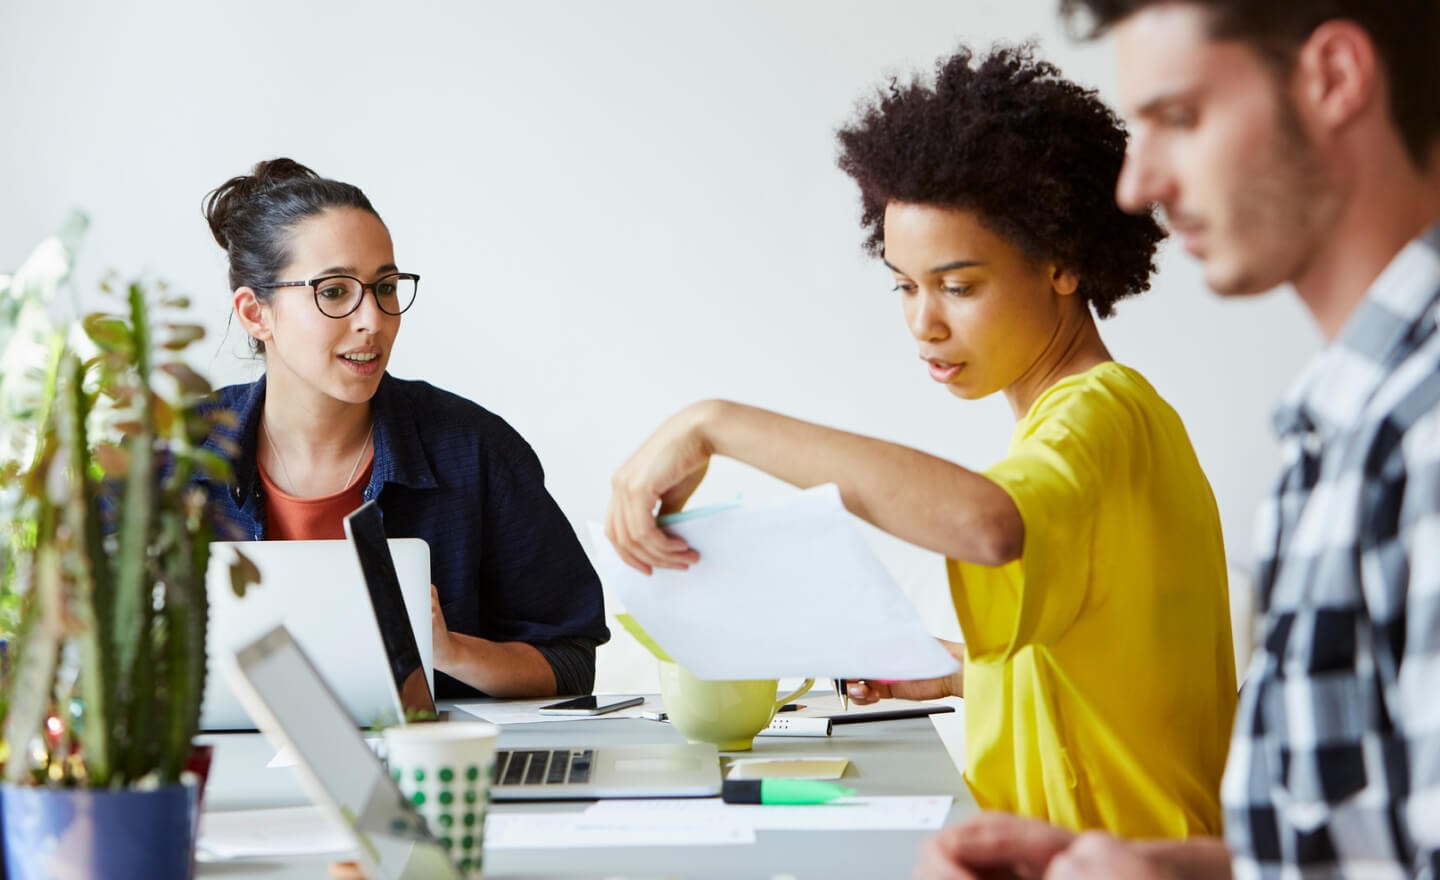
[774,678,815,711]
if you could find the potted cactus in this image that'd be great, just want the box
[0,212,254,879]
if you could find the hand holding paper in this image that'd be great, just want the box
[604,404,714,573]
[591,484,958,680]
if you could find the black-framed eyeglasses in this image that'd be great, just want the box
[259,272,420,319]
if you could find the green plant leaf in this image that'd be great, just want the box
[150,391,175,436]
[2,217,237,790]
[4,546,63,785]
[229,547,262,599]
[93,442,129,479]
[110,419,144,438]
[158,362,210,396]
[81,314,134,356]
[185,447,233,484]
[158,323,205,351]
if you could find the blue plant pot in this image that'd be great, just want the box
[2,782,197,880]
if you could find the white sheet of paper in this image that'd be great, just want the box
[450,696,659,725]
[590,484,959,679]
[929,698,968,780]
[197,805,352,860]
[583,795,954,831]
[266,734,382,769]
[485,812,755,848]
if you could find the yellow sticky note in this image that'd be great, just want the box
[726,757,851,780]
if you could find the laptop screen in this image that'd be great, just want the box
[202,539,431,732]
[345,501,437,722]
[229,625,459,879]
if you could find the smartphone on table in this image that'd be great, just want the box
[537,695,645,716]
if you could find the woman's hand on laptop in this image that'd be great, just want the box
[848,638,965,704]
[427,586,558,696]
[431,585,458,669]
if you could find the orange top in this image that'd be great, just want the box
[258,456,374,540]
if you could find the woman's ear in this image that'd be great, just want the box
[1050,265,1079,297]
[233,287,273,342]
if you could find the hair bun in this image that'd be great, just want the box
[202,157,321,250]
[250,157,320,191]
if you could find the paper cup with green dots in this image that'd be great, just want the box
[382,721,500,877]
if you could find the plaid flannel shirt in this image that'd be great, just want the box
[1222,226,1440,879]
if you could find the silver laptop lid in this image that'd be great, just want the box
[227,625,459,880]
[202,537,432,731]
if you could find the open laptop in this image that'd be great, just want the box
[339,510,721,801]
[202,532,432,731]
[487,738,719,801]
[227,625,459,880]
[230,623,720,819]
[344,501,437,722]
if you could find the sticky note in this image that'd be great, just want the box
[725,757,851,781]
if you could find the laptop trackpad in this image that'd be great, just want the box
[614,756,706,774]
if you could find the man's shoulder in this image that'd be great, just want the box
[1359,318,1440,443]
[1388,346,1440,461]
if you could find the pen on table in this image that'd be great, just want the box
[834,678,849,712]
[828,705,955,725]
[721,779,855,805]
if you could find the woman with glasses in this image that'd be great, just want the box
[200,158,608,699]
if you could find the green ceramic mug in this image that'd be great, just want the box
[657,661,815,751]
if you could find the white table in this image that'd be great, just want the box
[197,701,976,879]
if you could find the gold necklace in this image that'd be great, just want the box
[262,417,372,496]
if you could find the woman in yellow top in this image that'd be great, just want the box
[605,44,1235,838]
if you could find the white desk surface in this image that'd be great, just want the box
[197,699,976,879]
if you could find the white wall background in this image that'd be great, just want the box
[1,0,1318,692]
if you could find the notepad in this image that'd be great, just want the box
[726,757,850,780]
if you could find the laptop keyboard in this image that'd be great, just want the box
[493,748,593,786]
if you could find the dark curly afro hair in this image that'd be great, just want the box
[836,43,1165,318]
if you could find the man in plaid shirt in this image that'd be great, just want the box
[913,1,1440,878]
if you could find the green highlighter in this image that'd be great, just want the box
[721,779,855,805]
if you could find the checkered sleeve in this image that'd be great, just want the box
[1391,393,1440,876]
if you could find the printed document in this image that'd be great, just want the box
[590,484,959,680]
